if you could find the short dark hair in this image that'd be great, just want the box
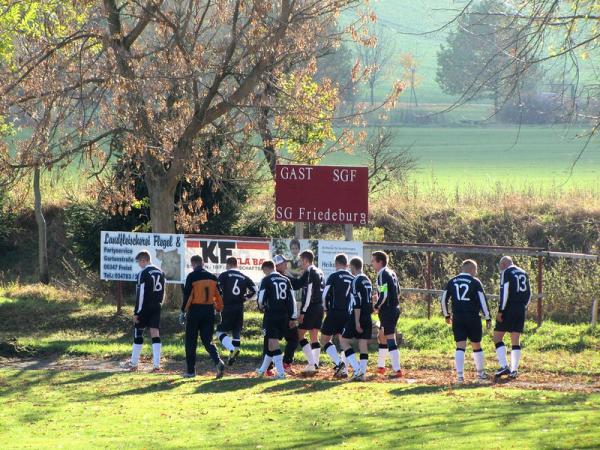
[350,257,363,271]
[372,251,388,266]
[262,260,275,271]
[226,256,238,267]
[334,254,348,266]
[290,239,301,250]
[299,249,314,263]
[135,250,151,262]
[190,255,203,265]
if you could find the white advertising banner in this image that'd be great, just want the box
[317,240,364,279]
[100,231,185,283]
[185,236,271,283]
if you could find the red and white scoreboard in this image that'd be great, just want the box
[274,164,368,225]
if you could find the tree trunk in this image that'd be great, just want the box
[33,167,50,284]
[370,83,375,106]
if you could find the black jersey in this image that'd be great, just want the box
[290,265,325,313]
[499,265,531,311]
[217,269,257,309]
[374,267,400,311]
[134,265,165,314]
[349,273,373,315]
[441,273,490,319]
[258,272,297,319]
[322,269,354,311]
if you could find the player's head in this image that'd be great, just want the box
[290,239,301,256]
[190,255,204,269]
[135,250,151,269]
[261,260,275,275]
[273,254,288,274]
[371,251,388,271]
[299,249,314,269]
[349,257,363,276]
[499,255,513,271]
[335,253,348,270]
[461,259,478,276]
[226,256,238,270]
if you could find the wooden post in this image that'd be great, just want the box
[591,297,599,327]
[536,255,543,327]
[294,222,304,239]
[344,224,353,241]
[425,252,433,319]
[115,281,123,314]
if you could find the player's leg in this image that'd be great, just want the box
[283,324,298,372]
[509,332,522,377]
[310,328,321,367]
[123,326,144,370]
[493,330,510,378]
[455,340,466,383]
[471,341,487,380]
[377,327,388,374]
[468,315,486,380]
[358,339,369,380]
[184,309,200,377]
[199,309,225,379]
[149,327,161,371]
[384,311,402,378]
[320,318,343,373]
[298,328,316,372]
[269,336,286,379]
[257,317,274,376]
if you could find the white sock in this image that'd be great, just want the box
[390,349,401,372]
[496,344,508,368]
[325,344,341,365]
[346,352,360,372]
[302,343,316,366]
[511,347,521,372]
[131,344,143,366]
[378,347,388,368]
[312,345,321,365]
[220,334,235,352]
[259,354,273,372]
[473,350,484,373]
[273,353,285,375]
[340,351,348,374]
[359,355,368,373]
[455,349,465,376]
[152,343,161,368]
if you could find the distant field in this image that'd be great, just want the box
[325,125,600,191]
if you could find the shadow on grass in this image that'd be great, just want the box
[194,377,271,393]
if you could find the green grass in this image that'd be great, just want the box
[1,284,599,377]
[0,369,598,449]
[325,125,600,190]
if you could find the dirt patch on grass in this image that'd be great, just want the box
[2,356,598,394]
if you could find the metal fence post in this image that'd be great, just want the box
[115,280,123,314]
[536,255,543,327]
[425,252,433,319]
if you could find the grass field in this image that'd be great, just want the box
[324,125,600,190]
[1,369,599,449]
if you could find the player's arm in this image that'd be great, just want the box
[217,273,226,296]
[525,274,532,308]
[476,280,491,321]
[287,280,298,321]
[352,280,364,331]
[134,272,144,315]
[300,270,314,313]
[289,269,307,291]
[440,282,451,319]
[256,280,266,311]
[212,278,223,312]
[181,273,193,312]
[374,272,389,310]
[245,276,258,301]
[499,270,510,312]
[321,274,334,310]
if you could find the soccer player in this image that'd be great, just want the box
[121,250,165,372]
[256,260,298,379]
[181,255,225,379]
[320,253,354,377]
[371,251,403,378]
[440,259,492,383]
[216,256,257,366]
[274,254,300,372]
[340,257,373,381]
[493,256,531,380]
[289,249,325,374]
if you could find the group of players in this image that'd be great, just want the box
[123,248,530,384]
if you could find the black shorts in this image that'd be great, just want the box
[495,308,526,333]
[452,314,482,342]
[263,314,288,340]
[321,310,350,336]
[137,307,161,329]
[216,308,243,334]
[378,308,400,335]
[342,314,373,340]
[299,303,323,330]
